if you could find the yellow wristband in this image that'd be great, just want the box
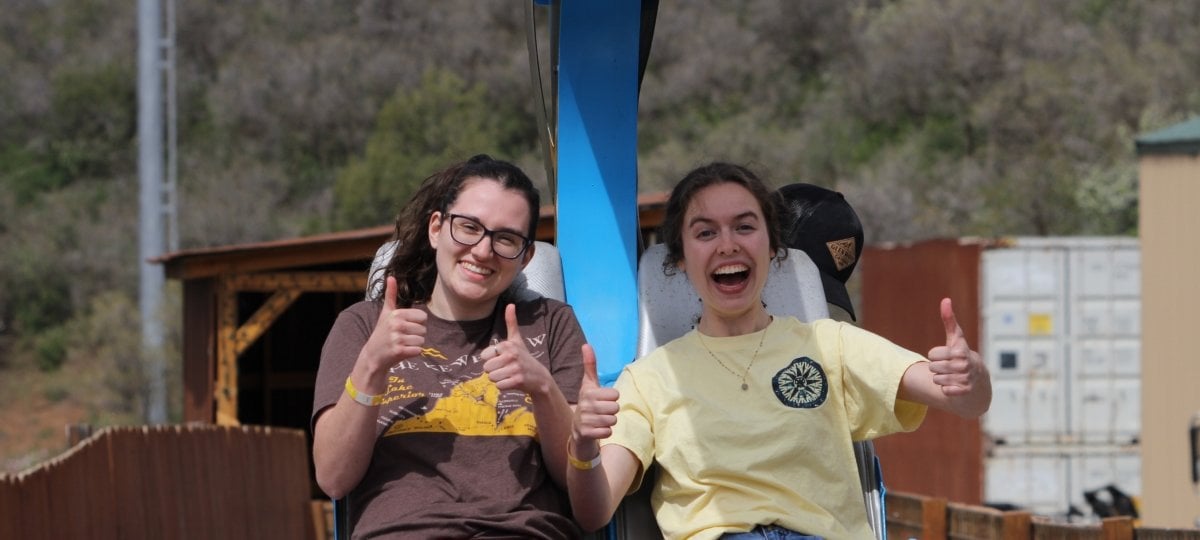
[567,440,602,471]
[345,377,383,407]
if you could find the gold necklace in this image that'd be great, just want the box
[697,320,770,391]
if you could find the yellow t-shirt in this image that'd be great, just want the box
[604,317,927,540]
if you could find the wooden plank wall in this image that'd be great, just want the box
[887,492,1200,540]
[0,424,313,540]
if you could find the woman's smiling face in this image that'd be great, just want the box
[427,177,533,320]
[679,181,772,330]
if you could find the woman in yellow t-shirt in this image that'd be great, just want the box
[566,162,992,540]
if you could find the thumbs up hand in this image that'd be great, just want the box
[355,276,428,391]
[926,298,987,399]
[572,344,620,443]
[483,304,554,395]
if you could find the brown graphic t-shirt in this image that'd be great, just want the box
[312,298,586,539]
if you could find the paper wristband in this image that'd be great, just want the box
[345,377,383,407]
[567,445,603,470]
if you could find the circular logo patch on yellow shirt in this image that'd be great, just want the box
[772,357,828,409]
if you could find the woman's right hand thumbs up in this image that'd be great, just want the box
[355,276,428,392]
[572,344,621,443]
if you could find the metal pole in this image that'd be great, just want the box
[138,0,167,424]
[524,1,556,201]
[164,0,178,253]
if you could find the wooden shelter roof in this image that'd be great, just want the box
[154,192,670,279]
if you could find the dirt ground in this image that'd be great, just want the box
[0,363,103,474]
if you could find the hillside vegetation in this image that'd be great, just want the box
[1,0,1198,470]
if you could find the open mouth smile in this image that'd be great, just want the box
[711,263,750,288]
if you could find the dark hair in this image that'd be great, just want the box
[659,162,785,274]
[376,154,540,307]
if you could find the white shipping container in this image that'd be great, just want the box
[1070,446,1141,511]
[985,447,1070,516]
[1072,297,1140,337]
[984,247,1065,298]
[1067,243,1141,446]
[1071,337,1140,444]
[980,237,1141,517]
[989,378,1067,444]
[985,445,1140,519]
[985,299,1062,343]
[1072,246,1140,298]
[988,336,1062,378]
[981,237,1141,445]
[1074,337,1140,377]
[1073,376,1140,444]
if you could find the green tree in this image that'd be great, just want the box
[47,63,137,182]
[333,69,527,229]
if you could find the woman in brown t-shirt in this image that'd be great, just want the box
[312,155,587,539]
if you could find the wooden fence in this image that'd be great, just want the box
[7,426,1199,540]
[0,424,313,540]
[887,491,1200,540]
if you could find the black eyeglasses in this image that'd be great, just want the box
[446,214,532,260]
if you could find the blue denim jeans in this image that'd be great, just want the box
[720,524,823,540]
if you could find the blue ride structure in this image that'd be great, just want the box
[547,0,647,386]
